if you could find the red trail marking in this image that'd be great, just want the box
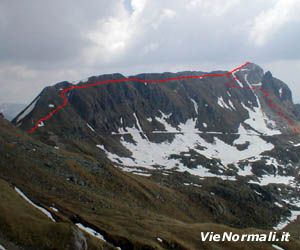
[27,62,298,135]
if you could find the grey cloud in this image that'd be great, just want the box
[0,0,116,65]
[0,0,300,104]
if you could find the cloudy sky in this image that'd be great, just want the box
[1,0,300,104]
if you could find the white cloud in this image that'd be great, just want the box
[83,0,149,64]
[187,0,240,16]
[86,16,131,60]
[0,65,37,80]
[1,0,300,104]
[161,9,177,19]
[250,0,300,46]
[131,0,148,13]
[143,42,159,54]
[152,8,177,29]
[83,1,177,64]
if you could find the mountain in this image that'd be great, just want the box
[0,103,26,121]
[1,62,300,249]
[12,62,300,179]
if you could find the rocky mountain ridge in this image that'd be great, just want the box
[12,63,300,177]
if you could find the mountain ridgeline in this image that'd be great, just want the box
[14,63,295,135]
[12,62,300,181]
[13,63,299,166]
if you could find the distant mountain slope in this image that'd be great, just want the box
[0,103,26,121]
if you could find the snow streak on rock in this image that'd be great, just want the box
[15,187,55,222]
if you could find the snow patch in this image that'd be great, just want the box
[238,164,252,176]
[183,183,202,187]
[190,98,198,114]
[38,121,44,127]
[134,112,149,141]
[50,206,59,212]
[241,97,281,136]
[244,74,251,87]
[102,119,274,179]
[217,96,232,110]
[87,123,95,132]
[272,244,285,250]
[228,100,236,110]
[96,144,105,150]
[279,88,283,98]
[157,237,163,243]
[76,223,106,242]
[274,209,300,230]
[265,157,283,169]
[254,190,263,197]
[232,71,243,87]
[249,175,295,187]
[133,113,143,132]
[133,172,152,177]
[273,199,300,230]
[198,126,273,164]
[155,111,177,132]
[15,187,55,222]
[252,82,262,86]
[274,202,283,208]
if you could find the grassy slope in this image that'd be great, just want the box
[1,117,300,249]
[0,178,114,250]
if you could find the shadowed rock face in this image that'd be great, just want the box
[10,65,299,169]
[11,63,300,174]
[12,63,297,139]
[295,104,300,119]
[262,71,293,103]
[11,63,277,135]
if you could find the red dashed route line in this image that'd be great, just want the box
[227,70,300,136]
[27,62,299,135]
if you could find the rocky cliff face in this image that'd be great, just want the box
[13,63,300,176]
[13,62,300,189]
[294,104,300,119]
